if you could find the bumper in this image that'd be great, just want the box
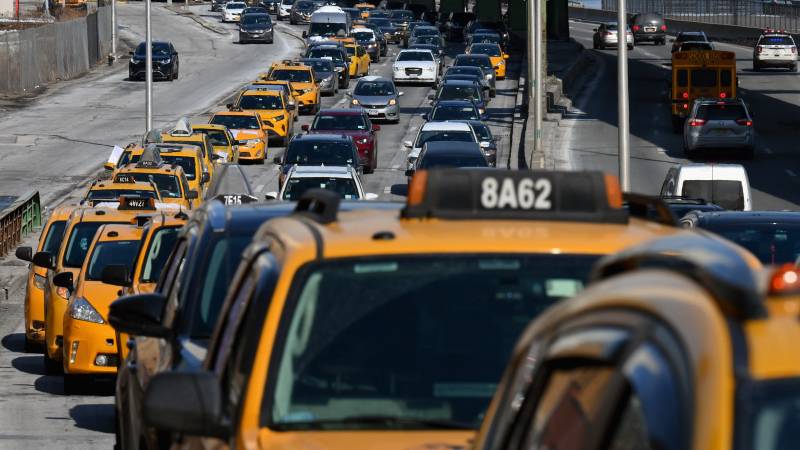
[384,33,402,43]
[25,274,46,344]
[686,134,754,150]
[360,103,399,120]
[62,316,119,375]
[366,47,380,60]
[601,37,634,46]
[45,291,69,361]
[393,70,437,83]
[292,14,312,23]
[755,56,796,66]
[294,92,319,109]
[223,13,241,22]
[237,144,266,160]
[129,64,174,80]
[633,32,664,41]
[239,30,274,42]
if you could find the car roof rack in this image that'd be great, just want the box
[591,233,767,320]
[293,189,341,224]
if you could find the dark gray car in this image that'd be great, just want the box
[348,76,404,123]
[444,66,493,97]
[630,12,666,45]
[683,98,755,159]
[301,58,338,95]
[453,54,496,97]
[239,14,274,44]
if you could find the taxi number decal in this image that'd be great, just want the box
[222,195,243,205]
[115,175,135,183]
[480,177,552,210]
[127,199,147,208]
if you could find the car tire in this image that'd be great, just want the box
[742,147,755,160]
[628,44,634,50]
[63,374,87,395]
[753,61,761,71]
[593,40,598,49]
[791,63,797,72]
[43,351,62,375]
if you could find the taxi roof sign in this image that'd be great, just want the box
[403,169,627,223]
[118,196,157,211]
[114,173,137,184]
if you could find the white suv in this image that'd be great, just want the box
[392,49,439,85]
[268,165,378,201]
[753,30,797,71]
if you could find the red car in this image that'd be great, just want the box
[302,108,380,173]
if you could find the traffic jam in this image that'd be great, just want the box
[6,1,800,449]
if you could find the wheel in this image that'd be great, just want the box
[628,44,634,50]
[43,350,62,374]
[63,374,87,395]
[593,40,598,49]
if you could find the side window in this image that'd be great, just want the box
[159,238,189,327]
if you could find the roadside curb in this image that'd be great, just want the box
[165,6,229,35]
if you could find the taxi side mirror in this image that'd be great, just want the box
[53,272,73,290]
[302,30,308,38]
[210,153,222,161]
[108,293,169,337]
[143,372,229,439]
[421,113,429,121]
[15,246,33,263]
[32,251,55,270]
[186,190,199,200]
[201,173,210,184]
[103,162,116,171]
[101,265,132,288]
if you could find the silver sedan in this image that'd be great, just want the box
[683,98,755,159]
[593,22,634,50]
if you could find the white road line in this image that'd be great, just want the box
[787,170,797,177]
[383,186,391,194]
[255,184,265,192]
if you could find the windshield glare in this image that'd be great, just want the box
[283,177,359,200]
[268,255,597,429]
[86,240,139,281]
[64,222,117,268]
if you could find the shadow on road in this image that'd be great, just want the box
[34,375,64,395]
[12,356,45,376]
[390,184,408,196]
[69,404,116,434]
[1,333,25,353]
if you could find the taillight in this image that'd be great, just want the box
[719,92,727,99]
[757,45,764,54]
[689,119,706,126]
[632,25,640,32]
[660,24,667,31]
[682,92,689,99]
[682,103,689,109]
[736,118,753,126]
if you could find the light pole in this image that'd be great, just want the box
[111,0,117,60]
[617,0,630,191]
[145,0,153,132]
[533,0,542,161]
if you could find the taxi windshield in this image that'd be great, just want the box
[140,227,181,283]
[282,177,359,200]
[267,254,598,430]
[199,129,230,147]
[64,222,123,268]
[431,104,479,121]
[128,173,183,198]
[239,94,284,110]
[312,114,368,130]
[211,115,261,130]
[286,141,355,165]
[160,155,197,180]
[43,221,67,255]
[270,69,313,83]
[739,378,800,450]
[415,130,474,147]
[86,240,140,281]
[86,189,158,201]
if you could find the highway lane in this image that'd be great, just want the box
[562,20,800,210]
[0,8,521,448]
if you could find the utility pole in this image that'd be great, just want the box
[145,0,153,132]
[528,0,543,166]
[617,0,630,191]
[111,0,117,61]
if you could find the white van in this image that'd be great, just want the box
[660,163,752,211]
[305,6,351,43]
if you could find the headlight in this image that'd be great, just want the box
[34,274,46,289]
[57,286,70,300]
[264,26,272,32]
[351,98,360,105]
[368,43,376,48]
[357,137,369,144]
[273,115,285,121]
[479,108,485,115]
[388,98,396,105]
[245,139,262,146]
[163,58,171,64]
[70,298,104,324]
[485,73,493,79]
[239,27,245,32]
[131,57,142,64]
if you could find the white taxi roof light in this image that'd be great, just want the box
[402,169,627,223]
[170,117,193,137]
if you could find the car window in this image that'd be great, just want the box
[140,227,181,283]
[160,155,198,180]
[420,153,487,169]
[239,94,284,110]
[269,69,313,83]
[211,115,261,130]
[760,36,794,45]
[63,222,120,268]
[42,221,67,255]
[690,69,717,87]
[699,222,800,264]
[86,240,140,281]
[696,104,746,121]
[285,141,355,165]
[282,177,360,200]
[86,189,158,201]
[397,51,433,61]
[128,173,182,198]
[312,114,367,130]
[354,81,395,96]
[431,104,479,121]
[415,130,475,146]
[681,180,744,211]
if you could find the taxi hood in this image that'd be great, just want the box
[232,130,261,140]
[257,430,474,450]
[78,281,123,318]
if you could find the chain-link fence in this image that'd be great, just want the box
[600,0,800,33]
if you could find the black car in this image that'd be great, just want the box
[453,53,496,96]
[351,28,381,62]
[679,211,800,265]
[290,0,314,24]
[630,12,666,45]
[305,43,350,87]
[239,13,274,43]
[368,17,402,44]
[429,80,488,118]
[444,65,493,96]
[464,20,509,47]
[273,133,361,185]
[424,99,482,122]
[671,31,710,53]
[300,57,338,95]
[128,41,179,81]
[259,0,281,13]
[406,141,488,178]
[442,11,475,41]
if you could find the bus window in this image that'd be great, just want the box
[721,70,732,87]
[691,69,717,87]
[677,69,688,87]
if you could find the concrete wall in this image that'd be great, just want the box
[0,6,111,94]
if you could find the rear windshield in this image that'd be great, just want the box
[439,85,480,102]
[701,222,800,265]
[471,44,501,56]
[420,154,488,169]
[239,94,284,110]
[312,114,367,130]
[691,69,717,87]
[678,32,706,42]
[140,227,181,283]
[681,42,712,51]
[282,177,359,200]
[760,36,794,45]
[160,155,198,180]
[307,48,345,62]
[456,55,492,69]
[129,173,183,198]
[415,130,475,147]
[682,180,744,210]
[354,81,395,96]
[696,104,747,121]
[87,189,159,201]
[211,115,261,130]
[86,240,140,281]
[285,141,355,166]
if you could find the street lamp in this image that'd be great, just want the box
[617,0,630,191]
[145,0,153,132]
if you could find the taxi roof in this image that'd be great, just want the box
[117,162,181,174]
[88,180,157,191]
[241,89,282,97]
[192,123,228,131]
[49,204,79,221]
[212,110,260,117]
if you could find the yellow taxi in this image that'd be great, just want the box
[250,79,300,119]
[112,159,199,209]
[61,222,145,393]
[151,143,210,197]
[470,231,796,450]
[467,42,509,79]
[209,110,269,163]
[191,123,239,163]
[36,198,160,374]
[15,205,75,352]
[160,122,216,181]
[344,41,371,78]
[354,2,374,19]
[139,169,684,450]
[82,178,161,206]
[266,60,320,115]
[233,89,295,147]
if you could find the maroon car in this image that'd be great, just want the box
[302,108,380,173]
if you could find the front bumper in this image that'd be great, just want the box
[601,36,634,46]
[25,273,46,344]
[240,29,274,42]
[318,79,337,94]
[62,314,119,375]
[358,103,399,120]
[129,62,174,80]
[292,13,312,23]
[223,13,241,22]
[237,143,266,160]
[393,68,437,83]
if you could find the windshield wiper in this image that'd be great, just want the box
[274,415,474,430]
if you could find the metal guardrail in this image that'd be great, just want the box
[0,191,42,257]
[599,0,800,33]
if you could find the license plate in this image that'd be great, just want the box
[644,26,656,32]
[368,109,379,116]
[712,129,733,136]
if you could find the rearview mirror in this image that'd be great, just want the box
[15,246,33,263]
[421,113,429,121]
[345,91,352,97]
[428,94,435,100]
[32,251,55,270]
[403,140,413,148]
[265,192,278,200]
[480,141,491,149]
[108,293,169,337]
[302,31,308,38]
[101,265,132,288]
[398,91,404,96]
[186,190,199,200]
[53,272,73,290]
[143,372,228,439]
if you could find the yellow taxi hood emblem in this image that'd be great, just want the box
[257,430,474,450]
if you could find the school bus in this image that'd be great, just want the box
[670,50,737,132]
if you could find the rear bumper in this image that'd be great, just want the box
[633,32,664,41]
[240,30,274,42]
[686,134,754,150]
[755,56,796,66]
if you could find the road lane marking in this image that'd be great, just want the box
[392,164,399,169]
[383,186,391,194]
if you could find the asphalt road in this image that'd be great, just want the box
[560,20,800,210]
[0,5,520,448]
